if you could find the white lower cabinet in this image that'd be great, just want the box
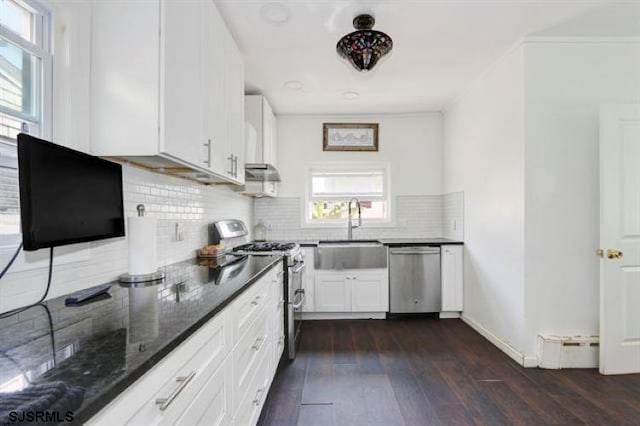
[315,269,388,313]
[441,245,464,312]
[88,263,284,426]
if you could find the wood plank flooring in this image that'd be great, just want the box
[258,318,640,426]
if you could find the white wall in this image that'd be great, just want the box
[444,45,526,355]
[523,40,640,356]
[277,113,443,197]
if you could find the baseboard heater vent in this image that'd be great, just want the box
[537,334,599,369]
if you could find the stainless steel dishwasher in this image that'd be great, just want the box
[389,246,441,313]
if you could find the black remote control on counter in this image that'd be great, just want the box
[65,284,112,306]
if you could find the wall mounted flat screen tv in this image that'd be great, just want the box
[17,133,125,251]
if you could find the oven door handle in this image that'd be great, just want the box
[292,289,305,310]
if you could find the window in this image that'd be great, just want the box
[305,163,391,226]
[0,0,51,245]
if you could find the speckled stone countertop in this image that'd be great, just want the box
[283,238,464,247]
[0,255,283,424]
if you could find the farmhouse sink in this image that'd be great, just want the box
[318,239,381,245]
[315,241,387,270]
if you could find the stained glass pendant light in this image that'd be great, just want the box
[336,14,393,72]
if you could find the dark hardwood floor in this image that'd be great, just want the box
[258,318,640,426]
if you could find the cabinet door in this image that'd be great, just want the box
[90,0,160,156]
[202,0,228,175]
[441,246,464,311]
[315,272,350,312]
[173,358,233,426]
[226,32,245,184]
[161,0,204,166]
[351,270,388,312]
[262,98,274,165]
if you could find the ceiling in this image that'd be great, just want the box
[215,0,612,115]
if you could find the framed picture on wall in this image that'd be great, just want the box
[323,123,379,152]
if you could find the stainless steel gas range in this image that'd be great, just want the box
[209,220,305,360]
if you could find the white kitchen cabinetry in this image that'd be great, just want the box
[88,263,284,426]
[90,0,244,185]
[241,95,279,197]
[314,269,388,313]
[441,245,464,312]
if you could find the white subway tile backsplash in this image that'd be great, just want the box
[0,164,253,313]
[254,193,463,241]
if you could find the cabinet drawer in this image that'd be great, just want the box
[232,308,270,410]
[232,275,271,343]
[173,357,233,426]
[233,345,271,426]
[89,307,232,425]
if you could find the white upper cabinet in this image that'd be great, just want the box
[90,0,245,185]
[245,95,278,166]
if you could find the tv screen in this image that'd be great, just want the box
[17,134,125,251]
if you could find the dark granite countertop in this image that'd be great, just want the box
[0,255,283,424]
[285,238,464,247]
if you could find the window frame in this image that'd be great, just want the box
[302,162,394,228]
[0,0,52,139]
[0,0,52,247]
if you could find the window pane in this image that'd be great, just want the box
[0,0,33,42]
[0,141,19,238]
[0,36,40,119]
[310,200,388,221]
[311,171,384,197]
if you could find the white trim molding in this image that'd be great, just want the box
[462,314,538,368]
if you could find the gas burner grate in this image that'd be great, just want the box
[233,242,297,252]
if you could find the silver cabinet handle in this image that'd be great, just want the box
[251,336,264,351]
[251,295,262,306]
[227,154,234,175]
[155,371,196,411]
[203,139,211,167]
[232,155,238,178]
[252,388,265,406]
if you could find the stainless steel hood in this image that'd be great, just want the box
[245,163,281,182]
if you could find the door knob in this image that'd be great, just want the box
[595,248,604,258]
[607,249,623,260]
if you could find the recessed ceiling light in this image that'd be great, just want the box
[342,91,359,100]
[260,2,291,25]
[284,80,304,91]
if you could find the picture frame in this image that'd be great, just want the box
[323,123,379,152]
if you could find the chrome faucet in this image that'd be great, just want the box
[347,198,362,240]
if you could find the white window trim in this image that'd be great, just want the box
[0,0,52,248]
[0,0,52,138]
[302,162,395,229]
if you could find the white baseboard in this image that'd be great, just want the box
[439,311,461,319]
[299,312,386,320]
[461,314,538,368]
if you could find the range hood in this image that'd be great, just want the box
[244,163,281,182]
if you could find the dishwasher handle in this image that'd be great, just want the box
[390,247,441,255]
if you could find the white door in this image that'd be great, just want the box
[599,104,640,375]
[161,0,204,166]
[202,1,228,175]
[441,245,464,311]
[315,272,350,312]
[351,271,388,312]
